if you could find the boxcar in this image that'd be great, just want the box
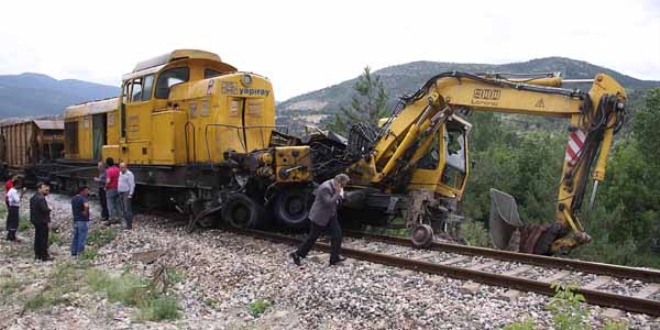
[0,119,64,182]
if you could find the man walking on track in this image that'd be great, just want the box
[290,173,350,266]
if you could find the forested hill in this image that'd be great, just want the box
[0,73,118,118]
[277,57,660,130]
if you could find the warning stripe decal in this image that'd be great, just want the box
[565,130,586,162]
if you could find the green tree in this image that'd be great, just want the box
[597,89,660,248]
[632,88,660,168]
[326,67,388,134]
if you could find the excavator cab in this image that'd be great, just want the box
[405,116,472,246]
[408,116,471,199]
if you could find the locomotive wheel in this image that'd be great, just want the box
[411,224,434,247]
[274,189,310,228]
[221,194,261,229]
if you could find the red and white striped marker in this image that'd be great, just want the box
[565,130,586,162]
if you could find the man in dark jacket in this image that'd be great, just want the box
[290,173,350,266]
[30,182,52,261]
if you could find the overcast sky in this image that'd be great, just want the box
[1,0,658,100]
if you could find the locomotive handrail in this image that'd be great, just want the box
[203,123,286,165]
[184,121,197,163]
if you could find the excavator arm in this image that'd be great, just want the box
[352,71,627,254]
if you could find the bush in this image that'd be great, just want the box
[503,318,535,330]
[18,217,32,231]
[165,267,185,284]
[204,298,218,309]
[80,248,99,261]
[138,297,180,321]
[48,232,62,245]
[87,228,118,248]
[86,269,148,307]
[603,319,628,330]
[23,262,82,311]
[86,269,181,321]
[545,284,589,330]
[460,220,492,248]
[248,299,272,317]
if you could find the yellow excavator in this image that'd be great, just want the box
[326,71,627,255]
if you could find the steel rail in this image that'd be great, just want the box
[345,231,660,283]
[228,227,660,317]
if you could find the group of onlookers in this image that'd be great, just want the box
[3,157,135,261]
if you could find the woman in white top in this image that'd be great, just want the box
[5,179,24,241]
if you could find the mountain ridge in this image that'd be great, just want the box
[0,72,119,118]
[277,57,660,130]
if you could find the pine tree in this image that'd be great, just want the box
[326,67,388,135]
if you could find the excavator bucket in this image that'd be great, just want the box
[489,188,523,250]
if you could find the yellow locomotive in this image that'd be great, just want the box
[57,49,312,228]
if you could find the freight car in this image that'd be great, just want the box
[0,119,64,184]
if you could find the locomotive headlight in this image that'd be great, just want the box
[241,74,252,86]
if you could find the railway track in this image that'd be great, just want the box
[224,227,660,317]
[138,210,660,317]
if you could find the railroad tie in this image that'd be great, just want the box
[501,265,534,277]
[439,256,468,265]
[411,252,439,261]
[583,276,612,290]
[601,283,660,319]
[468,260,500,271]
[539,270,572,284]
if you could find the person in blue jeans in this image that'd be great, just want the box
[71,186,90,257]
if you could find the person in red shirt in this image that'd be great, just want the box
[5,175,17,208]
[104,158,121,225]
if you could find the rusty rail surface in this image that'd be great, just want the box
[344,230,660,283]
[228,227,660,317]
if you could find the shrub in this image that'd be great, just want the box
[138,297,180,321]
[86,228,118,248]
[503,318,536,330]
[86,269,181,321]
[603,319,628,330]
[460,220,492,248]
[248,299,272,317]
[86,269,148,307]
[545,283,589,330]
[18,217,32,231]
[23,262,82,310]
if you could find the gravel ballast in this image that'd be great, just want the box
[1,193,659,329]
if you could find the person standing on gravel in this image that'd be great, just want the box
[105,157,121,225]
[4,175,17,209]
[94,161,109,222]
[5,178,25,242]
[71,186,90,257]
[290,173,350,266]
[30,182,53,261]
[118,162,135,230]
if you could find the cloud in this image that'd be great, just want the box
[0,0,658,100]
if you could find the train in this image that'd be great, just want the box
[0,49,403,234]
